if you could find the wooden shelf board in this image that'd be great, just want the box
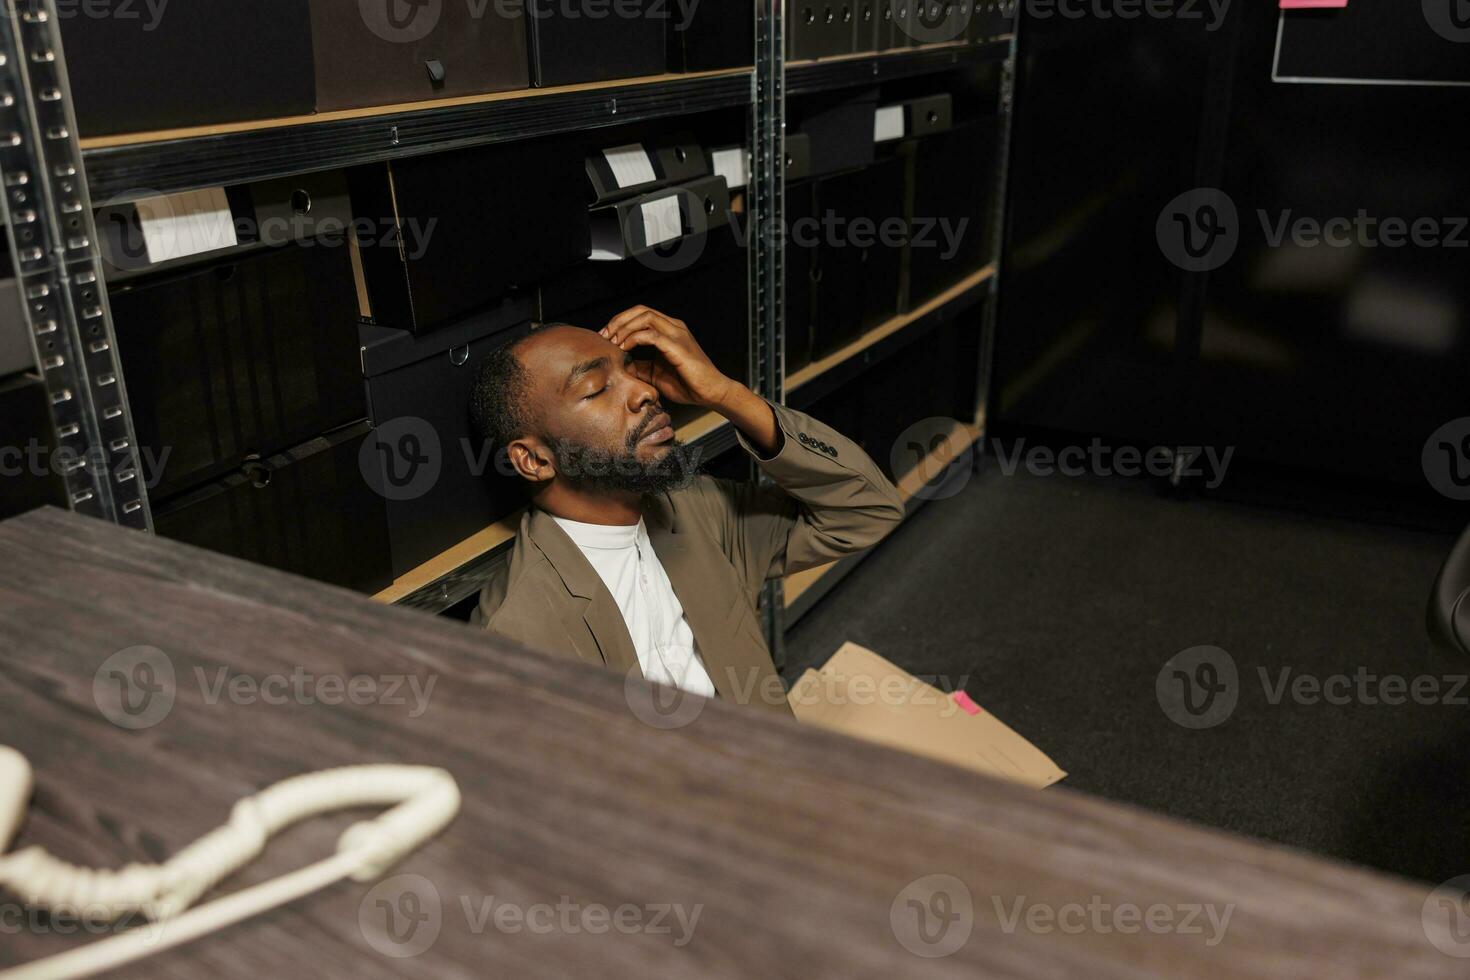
[79,67,752,151]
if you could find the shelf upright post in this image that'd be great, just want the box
[0,0,150,530]
[974,27,1019,443]
[750,0,788,664]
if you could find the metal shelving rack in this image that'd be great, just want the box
[3,0,1014,624]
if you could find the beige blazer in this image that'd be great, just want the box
[472,401,905,715]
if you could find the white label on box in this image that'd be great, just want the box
[874,105,907,143]
[602,143,657,189]
[134,188,237,265]
[711,147,749,189]
[641,196,682,247]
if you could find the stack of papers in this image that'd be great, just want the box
[788,643,1067,789]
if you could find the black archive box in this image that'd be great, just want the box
[58,0,316,137]
[308,1,530,111]
[359,296,535,578]
[810,156,908,358]
[108,242,365,502]
[0,373,67,521]
[968,0,1017,42]
[789,0,859,60]
[153,420,394,594]
[906,117,999,303]
[526,0,666,85]
[668,0,754,71]
[0,279,32,378]
[785,180,819,374]
[348,139,591,333]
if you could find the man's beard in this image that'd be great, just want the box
[554,418,701,496]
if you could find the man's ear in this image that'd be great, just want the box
[507,437,555,483]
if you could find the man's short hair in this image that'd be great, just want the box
[469,323,578,448]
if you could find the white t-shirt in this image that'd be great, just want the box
[550,515,717,697]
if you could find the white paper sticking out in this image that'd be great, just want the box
[588,247,623,262]
[134,188,237,265]
[874,105,907,143]
[602,143,657,189]
[641,196,682,248]
[711,146,749,189]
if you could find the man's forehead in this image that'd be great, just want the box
[517,325,616,391]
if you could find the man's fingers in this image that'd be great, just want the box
[606,310,685,349]
[618,326,680,359]
[602,305,652,336]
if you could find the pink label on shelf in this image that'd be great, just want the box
[1280,0,1347,8]
[953,691,982,716]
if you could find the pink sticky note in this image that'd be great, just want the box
[953,691,982,716]
[1280,0,1347,8]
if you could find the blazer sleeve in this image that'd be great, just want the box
[690,400,906,590]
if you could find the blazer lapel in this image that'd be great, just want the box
[525,508,642,679]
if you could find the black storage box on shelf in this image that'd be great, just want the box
[308,1,529,111]
[0,373,67,521]
[525,0,666,86]
[791,89,879,178]
[906,117,999,304]
[152,421,394,594]
[784,133,814,182]
[585,133,709,206]
[901,93,955,138]
[668,0,754,70]
[588,175,732,260]
[788,0,859,60]
[359,296,534,578]
[0,279,33,378]
[58,0,316,137]
[108,241,365,502]
[541,235,750,431]
[98,172,356,284]
[348,138,591,333]
[809,155,907,359]
[785,180,819,375]
[859,316,969,484]
[969,0,1016,41]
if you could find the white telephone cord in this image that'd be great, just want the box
[0,747,461,979]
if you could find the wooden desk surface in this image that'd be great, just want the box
[0,508,1457,978]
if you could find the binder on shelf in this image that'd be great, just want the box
[969,0,1017,41]
[97,172,356,283]
[108,242,366,502]
[585,134,709,205]
[526,0,667,86]
[348,138,590,333]
[784,134,814,182]
[902,93,955,137]
[906,117,999,304]
[308,1,530,112]
[587,175,732,261]
[359,296,534,578]
[810,156,908,359]
[792,89,879,177]
[152,420,395,595]
[785,181,820,373]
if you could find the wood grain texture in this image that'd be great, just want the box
[0,508,1457,978]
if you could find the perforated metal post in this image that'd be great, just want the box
[0,0,150,529]
[750,0,788,664]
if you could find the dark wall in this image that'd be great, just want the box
[994,5,1470,510]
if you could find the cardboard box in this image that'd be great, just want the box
[789,642,1066,788]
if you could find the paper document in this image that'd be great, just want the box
[789,642,1067,789]
[602,144,657,189]
[135,188,237,265]
[641,196,682,247]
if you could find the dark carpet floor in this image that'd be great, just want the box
[782,462,1469,885]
